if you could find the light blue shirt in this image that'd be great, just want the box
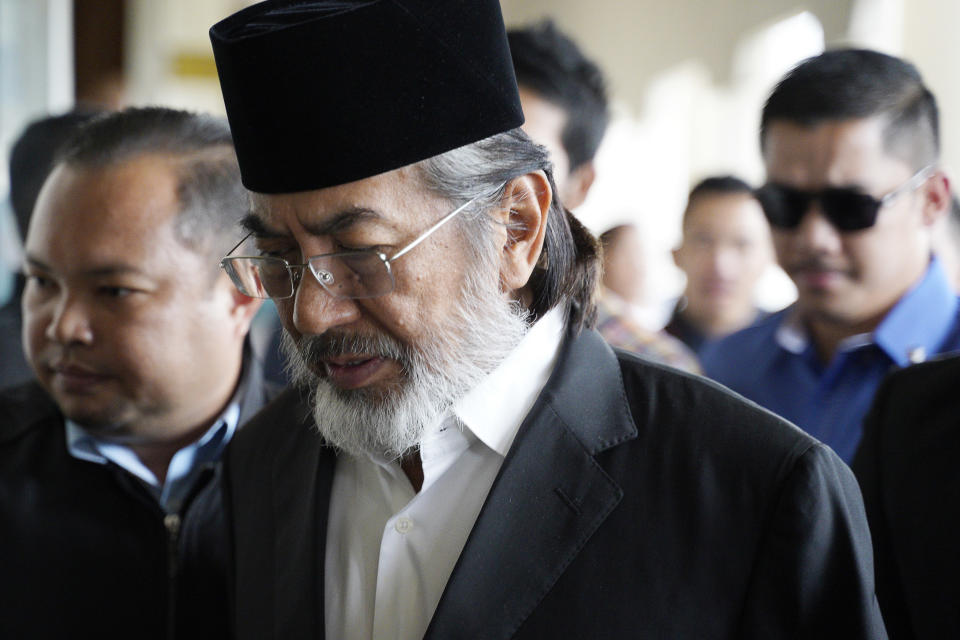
[702,258,960,463]
[66,402,240,514]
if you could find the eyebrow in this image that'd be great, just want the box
[24,255,146,278]
[241,206,387,238]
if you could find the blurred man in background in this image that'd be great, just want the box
[510,21,698,371]
[598,223,700,371]
[667,176,773,354]
[0,107,274,639]
[703,49,959,463]
[508,20,608,211]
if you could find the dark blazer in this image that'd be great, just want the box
[225,326,886,639]
[853,356,960,640]
[0,351,277,640]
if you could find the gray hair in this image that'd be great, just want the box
[417,128,600,330]
[57,106,248,273]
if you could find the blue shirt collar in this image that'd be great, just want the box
[66,401,241,513]
[874,257,959,365]
[775,257,958,366]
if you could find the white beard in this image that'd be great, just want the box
[281,269,530,460]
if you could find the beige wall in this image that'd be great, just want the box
[903,0,960,178]
[501,0,853,111]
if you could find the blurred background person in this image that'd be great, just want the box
[598,224,700,371]
[667,176,774,354]
[703,49,958,464]
[509,20,698,371]
[508,19,608,211]
[1,109,103,390]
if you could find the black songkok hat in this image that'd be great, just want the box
[210,0,524,194]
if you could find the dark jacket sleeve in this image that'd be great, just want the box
[738,443,888,639]
[854,381,913,640]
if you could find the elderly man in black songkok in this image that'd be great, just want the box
[203,1,887,638]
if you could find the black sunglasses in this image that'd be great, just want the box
[754,165,934,232]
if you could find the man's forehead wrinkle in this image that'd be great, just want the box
[299,207,387,237]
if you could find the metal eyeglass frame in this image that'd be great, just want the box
[220,194,482,300]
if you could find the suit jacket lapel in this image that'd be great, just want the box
[271,438,336,637]
[234,388,335,639]
[425,328,636,639]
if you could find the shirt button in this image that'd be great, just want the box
[395,517,413,534]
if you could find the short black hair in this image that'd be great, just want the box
[508,20,609,172]
[683,175,754,227]
[8,109,103,241]
[761,48,938,170]
[56,106,247,270]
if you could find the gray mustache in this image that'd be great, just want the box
[296,331,408,365]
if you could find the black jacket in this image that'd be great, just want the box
[853,356,960,640]
[0,355,277,640]
[222,325,886,639]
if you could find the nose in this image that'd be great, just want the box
[793,204,842,254]
[45,294,94,345]
[711,245,739,280]
[290,270,361,336]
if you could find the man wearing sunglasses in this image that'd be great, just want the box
[702,49,957,464]
[202,2,885,638]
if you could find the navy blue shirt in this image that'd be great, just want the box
[702,259,960,463]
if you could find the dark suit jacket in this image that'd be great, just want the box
[225,326,886,639]
[853,357,960,640]
[0,351,277,640]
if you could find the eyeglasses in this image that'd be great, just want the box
[220,195,480,300]
[754,165,935,232]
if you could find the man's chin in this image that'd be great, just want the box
[315,376,403,408]
[798,296,870,329]
[59,404,127,435]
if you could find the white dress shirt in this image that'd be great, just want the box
[324,308,566,640]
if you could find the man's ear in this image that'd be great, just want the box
[921,170,951,227]
[215,272,263,339]
[495,171,551,299]
[561,161,596,210]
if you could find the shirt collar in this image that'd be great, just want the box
[774,310,808,355]
[66,390,243,512]
[452,306,566,457]
[775,257,958,365]
[874,257,958,365]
